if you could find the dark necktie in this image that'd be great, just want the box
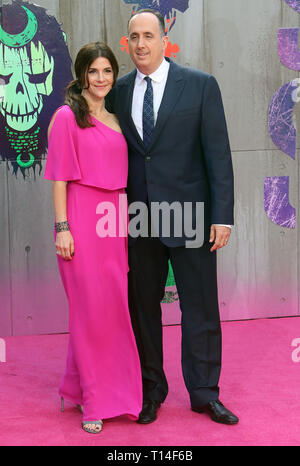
[143,76,154,148]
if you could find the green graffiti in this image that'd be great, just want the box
[5,126,39,167]
[0,6,38,48]
[166,261,176,287]
[0,2,73,175]
[0,41,54,132]
[17,153,34,167]
[162,261,178,303]
[162,291,179,304]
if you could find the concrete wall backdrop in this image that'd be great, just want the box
[0,0,299,336]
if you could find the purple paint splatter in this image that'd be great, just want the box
[123,0,189,17]
[264,177,296,228]
[285,0,300,14]
[268,81,297,159]
[278,28,300,70]
[267,1,299,229]
[123,0,189,31]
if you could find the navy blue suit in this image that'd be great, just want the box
[106,59,234,407]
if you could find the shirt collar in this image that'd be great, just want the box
[136,58,170,85]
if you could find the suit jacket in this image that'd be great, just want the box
[105,59,234,247]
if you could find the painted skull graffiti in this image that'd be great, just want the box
[0,40,54,132]
[0,1,72,176]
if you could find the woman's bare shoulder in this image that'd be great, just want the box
[48,105,74,138]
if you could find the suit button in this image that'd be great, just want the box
[146,156,151,161]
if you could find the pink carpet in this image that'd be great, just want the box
[0,316,300,446]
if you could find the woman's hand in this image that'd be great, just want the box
[55,231,75,261]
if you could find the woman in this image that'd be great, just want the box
[44,42,142,434]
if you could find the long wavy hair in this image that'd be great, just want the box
[65,42,119,128]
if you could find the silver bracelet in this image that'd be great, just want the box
[55,221,70,233]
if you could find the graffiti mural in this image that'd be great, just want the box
[265,1,299,227]
[123,0,190,22]
[268,80,297,160]
[264,177,296,229]
[161,260,179,304]
[121,0,190,59]
[278,28,300,70]
[0,0,72,177]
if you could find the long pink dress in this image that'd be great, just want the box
[44,105,142,422]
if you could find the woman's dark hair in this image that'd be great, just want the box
[65,42,119,128]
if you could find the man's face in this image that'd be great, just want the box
[128,12,168,75]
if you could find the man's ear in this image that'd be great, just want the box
[163,35,169,50]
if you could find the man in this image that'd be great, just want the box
[106,9,238,425]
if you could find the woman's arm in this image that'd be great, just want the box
[52,181,75,261]
[48,112,74,261]
[53,180,68,222]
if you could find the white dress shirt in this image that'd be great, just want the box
[131,58,170,140]
[131,58,231,230]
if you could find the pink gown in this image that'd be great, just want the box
[44,105,142,422]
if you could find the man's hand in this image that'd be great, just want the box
[209,225,231,252]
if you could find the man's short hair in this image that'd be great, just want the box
[127,9,166,37]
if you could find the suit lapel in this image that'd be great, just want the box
[119,70,145,151]
[120,62,186,153]
[149,62,185,151]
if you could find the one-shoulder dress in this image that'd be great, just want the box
[44,105,142,422]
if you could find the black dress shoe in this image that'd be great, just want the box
[192,400,239,425]
[137,401,161,424]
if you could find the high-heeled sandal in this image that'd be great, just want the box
[82,420,103,434]
[61,397,102,433]
[60,396,83,413]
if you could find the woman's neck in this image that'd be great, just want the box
[81,91,106,118]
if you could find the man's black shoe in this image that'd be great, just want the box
[192,400,239,425]
[137,401,161,424]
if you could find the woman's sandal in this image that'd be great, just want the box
[61,397,102,433]
[82,420,103,434]
[60,397,83,414]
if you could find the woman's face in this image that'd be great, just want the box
[84,56,114,100]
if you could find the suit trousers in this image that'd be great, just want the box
[128,236,222,408]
